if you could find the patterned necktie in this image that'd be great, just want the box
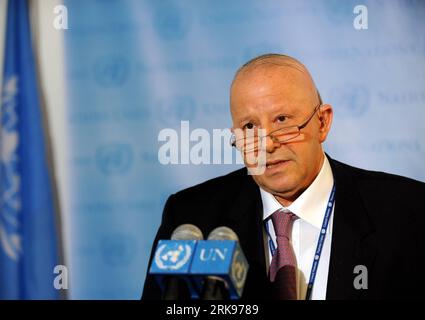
[269,209,298,300]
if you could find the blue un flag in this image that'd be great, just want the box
[0,0,61,299]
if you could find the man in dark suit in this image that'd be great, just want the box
[142,54,425,300]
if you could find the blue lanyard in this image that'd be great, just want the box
[266,183,336,300]
[265,221,277,257]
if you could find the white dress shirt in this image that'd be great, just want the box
[260,154,335,300]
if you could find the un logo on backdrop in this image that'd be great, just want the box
[153,1,190,40]
[156,95,196,126]
[329,85,369,117]
[95,143,133,175]
[101,233,136,266]
[93,56,130,87]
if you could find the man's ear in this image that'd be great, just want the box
[318,104,333,143]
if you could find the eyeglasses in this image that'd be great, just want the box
[230,103,322,153]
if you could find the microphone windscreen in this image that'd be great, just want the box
[171,224,203,240]
[207,226,239,241]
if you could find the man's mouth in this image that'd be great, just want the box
[266,160,288,169]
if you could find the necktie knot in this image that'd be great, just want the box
[270,209,298,239]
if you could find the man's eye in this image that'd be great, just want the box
[277,115,286,122]
[243,123,255,130]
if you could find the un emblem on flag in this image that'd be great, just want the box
[0,75,22,261]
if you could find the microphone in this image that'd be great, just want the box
[148,224,203,300]
[190,226,249,300]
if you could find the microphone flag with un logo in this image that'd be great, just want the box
[190,238,249,299]
[149,224,203,299]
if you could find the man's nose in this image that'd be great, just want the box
[262,128,280,153]
[265,136,279,153]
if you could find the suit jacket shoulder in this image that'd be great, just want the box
[330,158,425,222]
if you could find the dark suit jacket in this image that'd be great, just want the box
[142,156,425,299]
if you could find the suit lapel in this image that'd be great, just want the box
[326,157,377,299]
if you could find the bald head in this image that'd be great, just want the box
[231,54,322,114]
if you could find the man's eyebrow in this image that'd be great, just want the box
[236,116,254,125]
[234,105,298,122]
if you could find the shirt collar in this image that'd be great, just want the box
[260,154,334,229]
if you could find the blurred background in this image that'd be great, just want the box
[0,0,424,299]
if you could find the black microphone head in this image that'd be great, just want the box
[171,224,204,240]
[207,226,239,241]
